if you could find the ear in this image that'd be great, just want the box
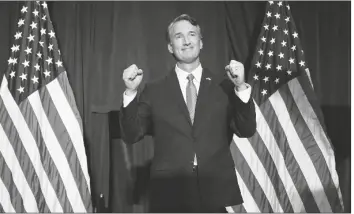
[199,39,203,50]
[168,43,173,54]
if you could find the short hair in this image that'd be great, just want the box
[166,14,203,43]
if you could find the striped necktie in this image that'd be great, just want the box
[186,74,197,124]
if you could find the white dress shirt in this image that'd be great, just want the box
[123,64,252,165]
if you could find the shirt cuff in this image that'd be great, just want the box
[234,83,251,103]
[123,90,137,107]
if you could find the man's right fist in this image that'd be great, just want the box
[122,64,143,95]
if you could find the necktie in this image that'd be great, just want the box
[186,74,197,123]
[186,74,198,166]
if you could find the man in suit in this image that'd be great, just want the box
[120,14,256,212]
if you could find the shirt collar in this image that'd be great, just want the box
[175,63,203,83]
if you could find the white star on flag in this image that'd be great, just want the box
[56,60,63,68]
[48,30,55,38]
[31,75,39,84]
[27,34,35,42]
[18,19,25,27]
[263,76,269,83]
[21,6,28,13]
[14,32,22,39]
[44,69,51,77]
[17,86,24,93]
[19,73,27,81]
[11,45,20,52]
[41,28,46,35]
[276,65,282,71]
[9,71,16,78]
[46,57,53,65]
[278,52,284,58]
[22,60,30,68]
[42,2,48,8]
[32,9,39,17]
[34,63,40,71]
[24,47,32,55]
[267,50,273,57]
[30,21,37,29]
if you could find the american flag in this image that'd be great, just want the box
[0,1,92,212]
[227,1,344,212]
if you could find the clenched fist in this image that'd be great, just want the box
[225,60,247,91]
[122,64,143,95]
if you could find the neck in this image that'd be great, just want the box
[177,59,200,73]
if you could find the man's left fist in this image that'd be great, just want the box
[225,60,246,90]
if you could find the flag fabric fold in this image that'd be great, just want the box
[228,1,344,212]
[0,1,92,212]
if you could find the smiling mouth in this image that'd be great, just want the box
[182,47,193,51]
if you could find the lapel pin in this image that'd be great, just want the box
[206,77,211,81]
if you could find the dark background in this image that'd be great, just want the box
[0,1,350,212]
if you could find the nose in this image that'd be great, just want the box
[183,36,191,46]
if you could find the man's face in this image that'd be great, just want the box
[168,20,203,64]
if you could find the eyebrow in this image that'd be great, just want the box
[173,30,197,37]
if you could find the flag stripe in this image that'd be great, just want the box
[0,78,62,212]
[28,91,87,212]
[19,96,74,211]
[0,122,37,212]
[230,140,274,212]
[296,73,328,134]
[0,199,5,213]
[269,90,332,212]
[0,128,22,213]
[249,131,294,212]
[0,96,51,213]
[258,98,320,212]
[41,80,91,210]
[285,79,343,210]
[253,102,303,212]
[48,72,90,192]
[233,135,283,212]
[233,169,259,212]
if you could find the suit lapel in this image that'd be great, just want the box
[167,70,193,127]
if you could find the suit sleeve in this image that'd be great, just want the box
[119,84,152,144]
[229,86,257,138]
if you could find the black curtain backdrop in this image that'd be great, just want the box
[0,1,350,212]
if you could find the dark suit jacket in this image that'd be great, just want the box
[120,68,256,212]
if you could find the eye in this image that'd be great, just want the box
[190,32,196,36]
